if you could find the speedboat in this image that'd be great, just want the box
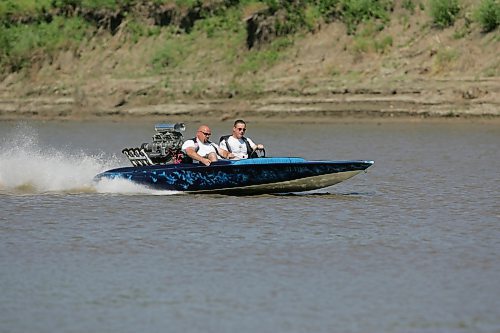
[96,157,373,194]
[95,123,374,194]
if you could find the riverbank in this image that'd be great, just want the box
[1,1,498,122]
[1,76,498,122]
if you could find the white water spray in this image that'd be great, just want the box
[0,124,179,195]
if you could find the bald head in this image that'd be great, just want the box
[196,125,212,142]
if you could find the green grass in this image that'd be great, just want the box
[236,36,294,75]
[304,4,322,31]
[429,0,461,28]
[124,18,162,43]
[151,35,190,71]
[0,0,497,78]
[0,0,52,20]
[0,16,90,71]
[315,0,340,18]
[351,22,392,54]
[52,0,134,10]
[339,0,393,34]
[402,0,416,13]
[374,35,393,54]
[474,0,500,32]
[193,7,242,38]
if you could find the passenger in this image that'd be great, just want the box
[181,125,233,166]
[219,119,264,159]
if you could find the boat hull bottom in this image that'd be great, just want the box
[187,170,363,195]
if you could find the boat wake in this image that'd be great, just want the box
[0,125,180,195]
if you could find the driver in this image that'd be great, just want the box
[219,119,264,160]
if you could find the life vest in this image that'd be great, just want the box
[181,137,224,163]
[219,135,257,158]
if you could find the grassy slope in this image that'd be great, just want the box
[0,0,499,119]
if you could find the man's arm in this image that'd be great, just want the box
[248,138,264,151]
[185,147,212,166]
[212,143,234,159]
[219,147,234,159]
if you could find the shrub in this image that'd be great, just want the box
[125,19,146,43]
[0,16,89,72]
[193,7,242,38]
[339,0,393,34]
[304,5,322,31]
[0,0,53,21]
[273,0,309,35]
[475,0,500,32]
[314,0,341,19]
[429,0,460,28]
[51,0,135,11]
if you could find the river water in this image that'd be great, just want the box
[0,120,499,333]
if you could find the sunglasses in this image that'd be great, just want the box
[199,131,211,136]
[236,128,246,132]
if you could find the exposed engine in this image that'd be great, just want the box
[122,123,186,166]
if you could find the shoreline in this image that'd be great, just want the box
[1,100,498,123]
[2,77,499,123]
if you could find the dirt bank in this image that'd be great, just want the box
[1,74,497,122]
[0,4,498,122]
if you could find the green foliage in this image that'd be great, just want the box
[1,0,496,79]
[314,0,341,18]
[0,16,89,71]
[352,36,370,53]
[152,36,190,70]
[429,0,460,28]
[125,19,146,43]
[265,0,339,35]
[174,0,201,7]
[81,0,119,10]
[271,0,309,35]
[123,16,161,43]
[1,0,135,20]
[475,0,500,32]
[237,36,293,74]
[52,0,134,10]
[304,4,322,31]
[350,21,392,54]
[402,0,416,13]
[193,7,242,37]
[0,0,52,20]
[339,0,393,34]
[352,34,393,54]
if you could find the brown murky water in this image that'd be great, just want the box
[1,120,499,333]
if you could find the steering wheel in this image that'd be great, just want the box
[250,148,266,158]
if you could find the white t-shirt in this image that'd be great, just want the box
[219,136,256,159]
[181,138,219,159]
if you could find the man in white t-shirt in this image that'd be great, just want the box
[181,125,233,166]
[219,120,265,160]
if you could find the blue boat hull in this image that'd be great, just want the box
[95,157,374,194]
